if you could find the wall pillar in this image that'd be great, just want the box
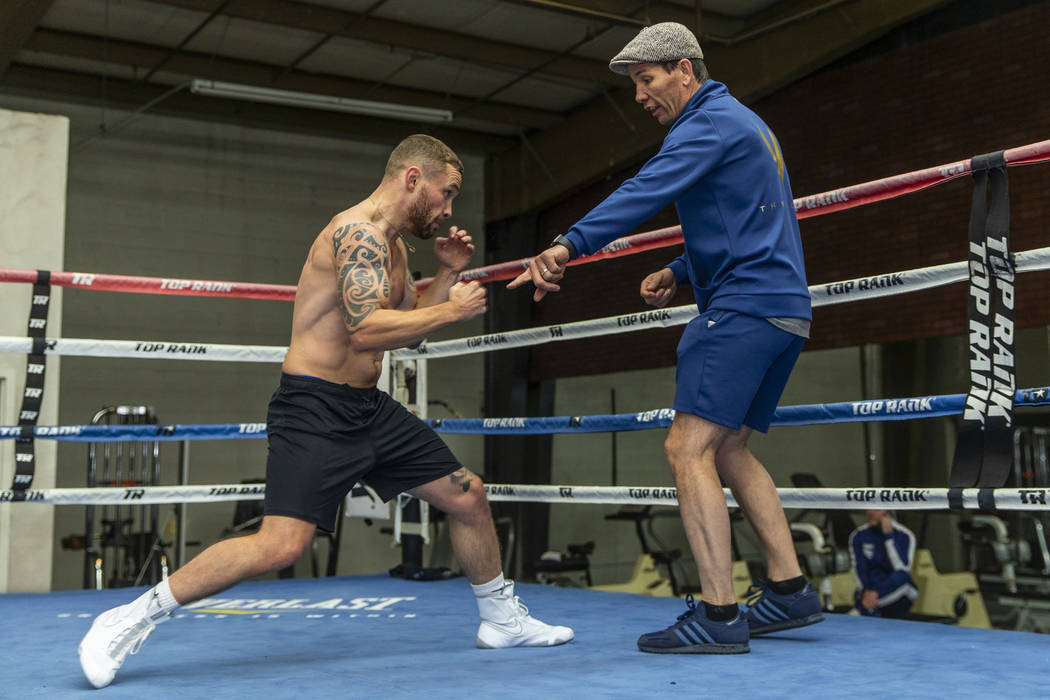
[0,106,67,592]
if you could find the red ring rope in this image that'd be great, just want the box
[2,140,1047,297]
[0,269,296,300]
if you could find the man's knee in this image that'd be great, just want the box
[714,429,751,466]
[266,537,310,570]
[664,427,720,470]
[664,423,695,466]
[663,434,687,469]
[443,472,491,520]
[256,518,314,569]
[664,413,736,468]
[459,473,491,513]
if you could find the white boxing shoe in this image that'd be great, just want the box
[476,580,574,648]
[78,593,168,689]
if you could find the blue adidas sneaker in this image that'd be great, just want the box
[744,580,824,636]
[637,595,749,654]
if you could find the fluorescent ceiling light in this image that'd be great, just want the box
[189,79,453,124]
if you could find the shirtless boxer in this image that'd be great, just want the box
[77,134,572,689]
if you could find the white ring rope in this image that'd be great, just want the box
[0,337,288,362]
[5,483,1050,511]
[4,247,1048,363]
[810,246,1050,305]
[393,246,1050,360]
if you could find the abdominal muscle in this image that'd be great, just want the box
[282,319,384,388]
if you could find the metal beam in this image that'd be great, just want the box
[506,0,862,46]
[150,0,622,87]
[26,28,563,131]
[0,0,53,77]
[138,0,230,84]
[518,0,747,36]
[0,63,516,154]
[485,0,955,222]
[501,0,648,28]
[712,0,857,46]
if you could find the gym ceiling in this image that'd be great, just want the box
[1,0,953,221]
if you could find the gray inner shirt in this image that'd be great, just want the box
[765,317,811,339]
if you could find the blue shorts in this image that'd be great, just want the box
[673,310,805,433]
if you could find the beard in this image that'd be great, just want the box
[407,190,440,239]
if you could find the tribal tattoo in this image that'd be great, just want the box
[334,225,390,332]
[449,469,474,493]
[331,223,356,258]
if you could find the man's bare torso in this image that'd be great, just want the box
[282,204,415,387]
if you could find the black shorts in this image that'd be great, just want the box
[263,373,461,532]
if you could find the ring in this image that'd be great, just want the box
[3,140,1050,696]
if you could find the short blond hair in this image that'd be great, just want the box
[385,134,463,179]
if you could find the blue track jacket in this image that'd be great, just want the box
[562,80,811,319]
[849,522,919,605]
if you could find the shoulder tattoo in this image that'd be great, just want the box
[333,223,391,332]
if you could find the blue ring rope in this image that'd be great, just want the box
[1,387,1046,441]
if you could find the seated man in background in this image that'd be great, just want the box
[849,510,918,619]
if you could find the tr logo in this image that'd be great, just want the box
[1019,489,1047,505]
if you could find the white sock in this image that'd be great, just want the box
[135,579,179,622]
[153,578,180,613]
[471,573,507,598]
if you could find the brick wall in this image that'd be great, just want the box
[526,1,1050,379]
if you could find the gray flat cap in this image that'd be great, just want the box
[609,22,703,75]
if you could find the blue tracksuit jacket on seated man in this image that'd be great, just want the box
[849,521,919,617]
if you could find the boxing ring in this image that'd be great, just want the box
[8,575,1050,699]
[3,140,1050,697]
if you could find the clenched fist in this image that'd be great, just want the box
[449,280,487,321]
[640,268,677,308]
